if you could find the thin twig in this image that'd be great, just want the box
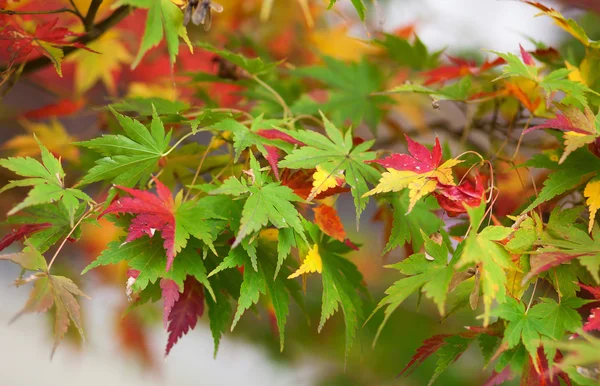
[47,210,90,271]
[0,8,83,20]
[252,74,292,120]
[184,137,216,201]
[525,278,539,313]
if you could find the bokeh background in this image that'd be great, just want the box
[0,0,598,385]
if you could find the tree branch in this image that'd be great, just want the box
[0,8,81,18]
[18,6,131,75]
[84,0,104,31]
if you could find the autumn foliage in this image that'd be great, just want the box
[1,0,600,385]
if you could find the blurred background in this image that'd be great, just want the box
[0,0,598,385]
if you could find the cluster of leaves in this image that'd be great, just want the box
[0,0,600,385]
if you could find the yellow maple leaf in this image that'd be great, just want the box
[5,119,79,162]
[67,29,133,95]
[311,164,344,198]
[527,1,592,47]
[309,25,381,62]
[288,244,322,279]
[584,179,600,233]
[127,82,179,101]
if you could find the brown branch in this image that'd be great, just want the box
[84,0,104,31]
[18,5,131,75]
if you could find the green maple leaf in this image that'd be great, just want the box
[196,42,277,76]
[278,113,380,221]
[205,277,233,357]
[371,231,454,343]
[530,297,586,340]
[0,136,92,227]
[77,107,171,189]
[207,237,302,351]
[327,0,366,21]
[211,116,292,162]
[292,57,389,131]
[492,297,553,360]
[456,203,515,326]
[173,197,226,258]
[6,203,87,252]
[532,207,600,283]
[82,238,215,300]
[429,335,474,385]
[118,0,192,68]
[383,192,442,253]
[317,231,367,360]
[376,34,441,70]
[210,154,305,248]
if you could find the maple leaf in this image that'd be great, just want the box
[118,0,193,68]
[311,164,345,198]
[399,331,481,385]
[420,55,505,85]
[292,57,390,131]
[0,135,92,226]
[0,242,88,356]
[579,284,600,334]
[482,367,513,386]
[279,113,380,221]
[525,104,600,164]
[525,207,600,283]
[210,116,297,180]
[434,175,484,217]
[0,223,51,253]
[23,99,84,120]
[280,169,350,200]
[165,276,205,356]
[327,0,366,21]
[66,29,132,95]
[456,203,515,326]
[288,243,322,279]
[378,191,442,253]
[160,278,180,328]
[0,18,87,76]
[99,179,220,272]
[520,148,599,214]
[77,107,171,189]
[309,25,381,62]
[524,1,596,47]
[583,178,600,233]
[371,232,454,343]
[364,135,462,213]
[210,154,306,249]
[5,118,79,162]
[313,204,346,242]
[375,33,440,70]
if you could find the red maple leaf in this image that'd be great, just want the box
[100,179,178,271]
[0,18,88,69]
[23,99,85,119]
[520,44,536,66]
[370,135,442,173]
[421,56,505,85]
[165,276,205,356]
[0,223,52,253]
[160,278,180,329]
[578,283,600,333]
[521,348,572,386]
[434,175,484,217]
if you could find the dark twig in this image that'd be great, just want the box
[84,0,104,31]
[0,8,82,19]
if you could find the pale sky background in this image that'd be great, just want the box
[0,1,568,385]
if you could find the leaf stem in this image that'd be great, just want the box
[525,278,538,313]
[47,209,90,272]
[252,74,292,120]
[161,127,211,157]
[184,137,216,201]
